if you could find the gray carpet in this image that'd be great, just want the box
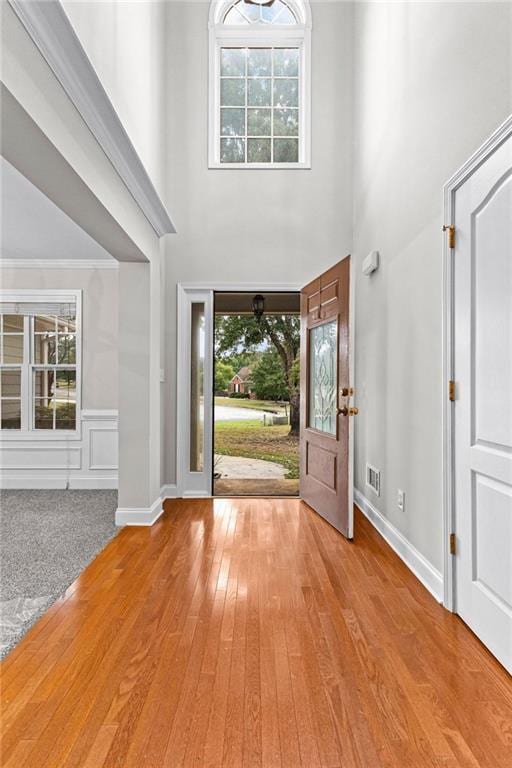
[0,489,119,658]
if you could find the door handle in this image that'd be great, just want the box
[338,406,359,416]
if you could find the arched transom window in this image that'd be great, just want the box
[224,0,297,26]
[208,0,312,168]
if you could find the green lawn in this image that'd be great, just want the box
[214,419,299,479]
[214,396,288,415]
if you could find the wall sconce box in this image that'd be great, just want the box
[362,250,379,276]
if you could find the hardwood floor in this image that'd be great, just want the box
[1,499,511,768]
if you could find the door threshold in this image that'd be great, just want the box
[214,495,301,500]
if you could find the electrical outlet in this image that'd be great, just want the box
[397,489,405,513]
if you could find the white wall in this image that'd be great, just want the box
[352,1,512,572]
[62,0,167,200]
[161,1,354,485]
[0,267,119,410]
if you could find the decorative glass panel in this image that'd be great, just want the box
[190,303,205,472]
[309,321,338,435]
[274,138,298,162]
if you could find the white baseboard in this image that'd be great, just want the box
[354,488,443,603]
[115,496,163,526]
[160,483,180,499]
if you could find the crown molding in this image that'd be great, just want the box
[0,258,119,270]
[8,0,175,238]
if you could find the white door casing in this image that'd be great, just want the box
[177,286,214,497]
[453,130,512,673]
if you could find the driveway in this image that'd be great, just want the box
[214,405,267,422]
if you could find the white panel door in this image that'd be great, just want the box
[454,133,512,673]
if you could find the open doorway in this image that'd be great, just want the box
[213,292,300,496]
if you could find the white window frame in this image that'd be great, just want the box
[208,0,312,169]
[0,289,82,441]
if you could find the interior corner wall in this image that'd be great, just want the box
[352,1,512,573]
[161,1,354,487]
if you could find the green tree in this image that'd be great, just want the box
[214,360,235,392]
[215,314,300,434]
[251,350,288,401]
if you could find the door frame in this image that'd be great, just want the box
[442,114,512,611]
[177,281,301,497]
[176,285,215,497]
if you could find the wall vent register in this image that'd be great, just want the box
[366,463,381,496]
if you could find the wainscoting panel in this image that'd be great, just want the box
[0,410,118,489]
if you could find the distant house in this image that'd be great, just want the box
[229,366,253,396]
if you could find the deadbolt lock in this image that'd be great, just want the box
[340,387,354,397]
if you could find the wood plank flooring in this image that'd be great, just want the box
[1,498,511,767]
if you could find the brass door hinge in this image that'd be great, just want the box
[449,533,457,556]
[443,224,456,249]
[448,380,456,402]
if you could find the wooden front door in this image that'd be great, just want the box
[300,257,354,537]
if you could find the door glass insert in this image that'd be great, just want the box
[190,303,205,472]
[308,320,337,435]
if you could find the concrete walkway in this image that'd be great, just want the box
[214,453,286,479]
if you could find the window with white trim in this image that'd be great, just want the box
[209,0,311,168]
[0,292,81,434]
